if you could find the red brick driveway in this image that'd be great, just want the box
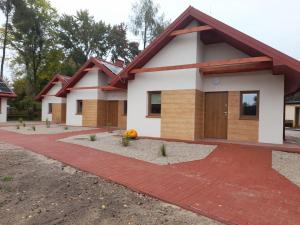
[0,129,299,225]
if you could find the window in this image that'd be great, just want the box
[76,100,83,115]
[48,103,52,114]
[148,91,161,117]
[240,91,259,119]
[123,100,127,115]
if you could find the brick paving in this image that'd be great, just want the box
[0,129,299,225]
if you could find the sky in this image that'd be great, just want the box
[1,0,300,80]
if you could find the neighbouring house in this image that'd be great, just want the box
[111,6,300,144]
[35,74,70,123]
[285,101,300,128]
[56,58,127,129]
[0,78,17,122]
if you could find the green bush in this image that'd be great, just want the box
[89,135,96,141]
[160,144,167,157]
[18,117,23,124]
[32,126,36,131]
[46,119,50,128]
[16,125,20,130]
[64,126,69,130]
[121,136,130,147]
[22,122,26,127]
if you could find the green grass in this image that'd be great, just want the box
[2,176,13,182]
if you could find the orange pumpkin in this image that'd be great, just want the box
[124,129,138,139]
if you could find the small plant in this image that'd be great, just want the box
[32,126,36,131]
[160,144,167,157]
[2,176,13,182]
[46,119,50,128]
[89,135,96,141]
[121,136,130,147]
[18,118,23,124]
[22,122,26,127]
[64,126,69,130]
[16,125,20,130]
[107,122,113,133]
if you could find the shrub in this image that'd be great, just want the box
[2,176,13,182]
[46,119,50,128]
[89,135,96,141]
[16,125,20,130]
[18,118,23,124]
[64,126,69,130]
[160,144,167,157]
[121,136,130,147]
[22,122,26,127]
[32,126,36,131]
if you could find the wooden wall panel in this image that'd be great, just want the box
[118,101,127,129]
[161,90,202,140]
[194,90,205,139]
[228,91,259,142]
[82,100,98,127]
[52,103,66,124]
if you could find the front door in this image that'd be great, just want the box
[106,101,118,127]
[204,92,228,139]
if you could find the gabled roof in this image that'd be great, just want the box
[0,78,17,98]
[56,57,123,97]
[111,6,300,95]
[35,74,70,101]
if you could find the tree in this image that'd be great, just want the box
[129,0,169,49]
[58,10,110,69]
[10,0,58,96]
[108,23,140,64]
[0,0,14,78]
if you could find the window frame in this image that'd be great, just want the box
[240,91,259,120]
[123,100,127,116]
[48,103,52,114]
[147,91,161,118]
[76,100,83,115]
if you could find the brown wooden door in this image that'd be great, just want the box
[204,92,228,139]
[106,101,118,127]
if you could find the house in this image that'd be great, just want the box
[0,78,17,122]
[111,6,300,145]
[285,100,300,128]
[56,58,127,129]
[35,74,70,123]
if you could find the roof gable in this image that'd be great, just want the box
[56,57,123,97]
[112,6,300,95]
[35,74,70,101]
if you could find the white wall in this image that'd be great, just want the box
[285,105,298,121]
[203,43,249,61]
[41,82,66,122]
[0,98,7,122]
[127,23,199,137]
[203,71,284,144]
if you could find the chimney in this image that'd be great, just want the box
[115,59,125,68]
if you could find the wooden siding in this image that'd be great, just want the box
[161,90,201,140]
[194,90,205,139]
[227,91,259,142]
[52,103,66,124]
[118,101,127,129]
[82,100,98,127]
[97,100,108,127]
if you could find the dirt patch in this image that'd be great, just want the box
[0,142,223,225]
[0,124,95,135]
[61,132,216,165]
[272,151,300,187]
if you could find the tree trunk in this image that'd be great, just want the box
[0,9,9,78]
[143,24,147,50]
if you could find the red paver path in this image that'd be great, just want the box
[0,129,300,225]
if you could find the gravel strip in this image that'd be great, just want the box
[61,132,216,165]
[272,151,300,187]
[0,124,95,135]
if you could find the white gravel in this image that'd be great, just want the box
[272,151,300,187]
[61,131,217,165]
[0,124,95,135]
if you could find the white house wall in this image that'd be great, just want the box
[127,23,200,137]
[41,82,65,122]
[204,71,284,144]
[203,43,249,61]
[0,98,7,122]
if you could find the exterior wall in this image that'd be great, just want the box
[227,92,259,142]
[0,98,7,122]
[127,22,200,137]
[285,105,295,121]
[204,71,284,144]
[203,43,249,61]
[41,83,65,122]
[195,90,205,139]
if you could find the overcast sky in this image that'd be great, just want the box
[1,0,300,79]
